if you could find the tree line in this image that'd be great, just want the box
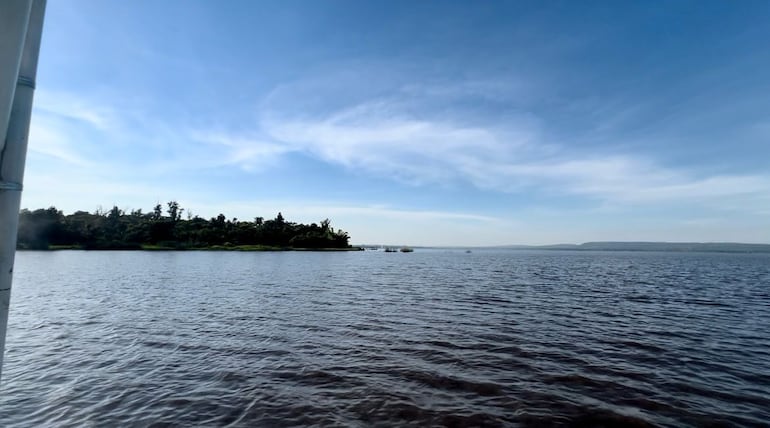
[17,201,352,250]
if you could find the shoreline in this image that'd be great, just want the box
[20,245,365,252]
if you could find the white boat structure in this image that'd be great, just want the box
[0,0,46,380]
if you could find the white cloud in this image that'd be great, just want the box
[256,73,770,211]
[27,115,94,166]
[25,77,770,226]
[264,107,519,185]
[189,131,293,170]
[26,90,292,175]
[34,90,115,130]
[494,157,770,205]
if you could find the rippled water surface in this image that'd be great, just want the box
[2,250,769,427]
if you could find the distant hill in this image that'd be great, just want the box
[498,242,770,253]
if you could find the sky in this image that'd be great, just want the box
[21,0,770,246]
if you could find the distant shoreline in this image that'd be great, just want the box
[360,242,770,254]
[498,242,770,253]
[22,245,365,252]
[21,242,770,254]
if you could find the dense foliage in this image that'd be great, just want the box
[17,202,351,250]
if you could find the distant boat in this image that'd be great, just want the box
[400,247,414,253]
[384,247,397,252]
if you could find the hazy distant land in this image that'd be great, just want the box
[488,242,770,253]
[358,242,770,253]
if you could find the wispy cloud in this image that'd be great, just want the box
[28,114,95,167]
[264,104,518,185]
[27,91,292,175]
[253,70,770,211]
[190,131,293,171]
[34,90,116,130]
[28,73,770,220]
[494,157,770,205]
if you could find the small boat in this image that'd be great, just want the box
[400,247,414,253]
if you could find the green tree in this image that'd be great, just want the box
[167,201,183,222]
[17,203,352,250]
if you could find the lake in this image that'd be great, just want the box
[1,250,769,427]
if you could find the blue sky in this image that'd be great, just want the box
[22,0,770,245]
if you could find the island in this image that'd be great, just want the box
[16,201,360,251]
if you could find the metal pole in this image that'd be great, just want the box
[0,0,46,381]
[0,0,32,152]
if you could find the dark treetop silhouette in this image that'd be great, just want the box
[17,202,352,250]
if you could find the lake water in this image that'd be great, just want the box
[1,250,769,427]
